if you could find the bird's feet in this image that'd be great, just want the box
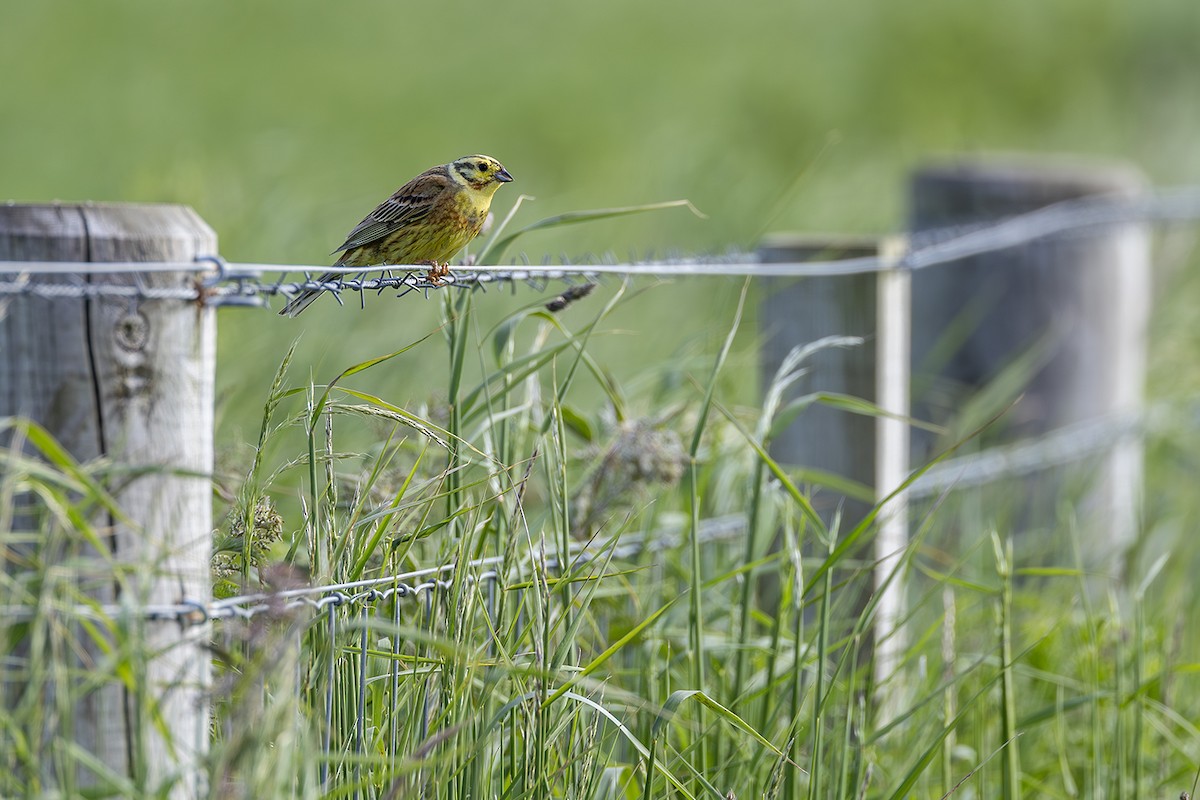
[421,261,453,285]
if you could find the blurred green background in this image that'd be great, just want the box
[3,0,1198,459]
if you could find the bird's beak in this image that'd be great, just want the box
[496,168,514,183]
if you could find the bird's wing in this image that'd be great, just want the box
[331,166,453,254]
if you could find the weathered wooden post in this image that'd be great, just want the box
[758,235,911,699]
[759,236,883,524]
[908,159,1150,563]
[0,203,215,798]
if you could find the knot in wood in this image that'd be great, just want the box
[115,311,150,352]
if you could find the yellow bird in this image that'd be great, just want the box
[279,154,513,316]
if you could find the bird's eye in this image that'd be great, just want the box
[476,162,487,171]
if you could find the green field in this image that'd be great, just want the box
[4,1,1200,797]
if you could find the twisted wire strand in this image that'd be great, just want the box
[0,389,1187,627]
[0,397,1170,626]
[0,513,748,625]
[0,186,1196,306]
[0,393,1171,623]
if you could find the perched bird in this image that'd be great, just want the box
[279,154,513,316]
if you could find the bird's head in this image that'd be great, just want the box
[450,155,514,193]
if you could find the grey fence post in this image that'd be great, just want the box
[908,158,1150,564]
[0,203,216,799]
[758,235,911,699]
[759,235,883,523]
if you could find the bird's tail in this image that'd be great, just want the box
[278,271,337,317]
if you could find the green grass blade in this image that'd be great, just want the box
[479,199,705,264]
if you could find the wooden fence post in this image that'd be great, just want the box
[908,159,1150,564]
[759,235,882,524]
[0,203,215,799]
[758,235,911,700]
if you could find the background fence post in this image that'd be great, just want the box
[0,203,216,799]
[908,159,1150,565]
[759,235,910,694]
[759,235,882,523]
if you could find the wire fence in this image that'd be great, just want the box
[2,185,1199,308]
[0,386,1164,643]
[3,182,1198,629]
[0,513,750,626]
[0,394,1171,628]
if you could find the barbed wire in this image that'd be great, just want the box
[1,186,1198,308]
[0,512,750,626]
[907,410,1145,499]
[2,395,1192,627]
[197,401,1200,623]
